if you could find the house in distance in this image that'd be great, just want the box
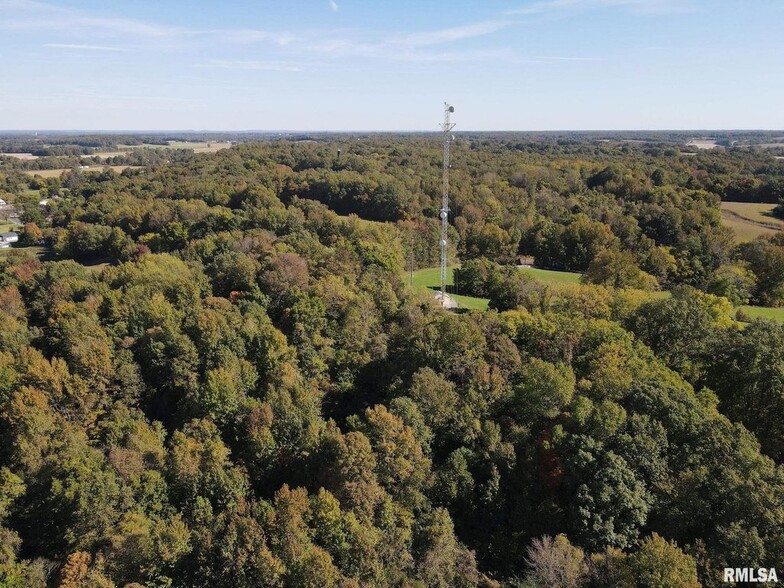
[0,231,19,248]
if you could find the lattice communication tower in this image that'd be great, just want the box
[439,102,455,303]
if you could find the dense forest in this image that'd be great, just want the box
[1,135,784,587]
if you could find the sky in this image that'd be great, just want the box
[0,0,782,131]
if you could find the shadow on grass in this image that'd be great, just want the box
[424,284,464,295]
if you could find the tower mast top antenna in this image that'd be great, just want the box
[439,103,456,306]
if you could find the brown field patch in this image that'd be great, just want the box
[686,139,719,149]
[25,165,143,178]
[3,153,39,160]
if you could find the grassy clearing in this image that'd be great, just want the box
[721,201,784,242]
[519,266,582,284]
[0,222,18,233]
[409,265,583,311]
[409,265,489,310]
[738,305,784,322]
[722,202,783,225]
[24,169,68,178]
[0,245,48,259]
[83,261,112,274]
[0,247,112,274]
[409,264,784,323]
[723,216,779,242]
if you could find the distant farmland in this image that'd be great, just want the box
[115,141,233,153]
[3,153,38,160]
[721,201,784,242]
[25,166,142,178]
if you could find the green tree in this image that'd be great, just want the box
[349,405,431,510]
[569,451,651,550]
[512,358,576,421]
[705,263,757,306]
[624,533,700,588]
[583,248,658,290]
[704,321,784,461]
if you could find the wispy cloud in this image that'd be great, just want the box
[210,29,297,46]
[398,20,510,48]
[194,59,302,72]
[2,0,598,68]
[44,43,124,52]
[302,19,514,62]
[0,0,184,37]
[0,0,296,47]
[508,0,694,16]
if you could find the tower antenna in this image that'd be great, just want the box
[439,102,455,305]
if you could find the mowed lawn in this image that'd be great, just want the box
[409,265,489,310]
[409,264,784,323]
[409,265,582,311]
[721,201,784,242]
[739,305,784,322]
[519,266,582,284]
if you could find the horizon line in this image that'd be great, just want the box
[1,128,784,134]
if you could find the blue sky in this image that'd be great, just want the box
[0,0,782,130]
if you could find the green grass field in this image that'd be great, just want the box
[519,266,582,284]
[409,265,583,311]
[722,202,783,224]
[721,201,784,242]
[738,305,784,322]
[408,264,784,323]
[409,265,489,310]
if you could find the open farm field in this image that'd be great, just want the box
[721,201,783,241]
[686,139,719,149]
[166,141,233,152]
[83,151,132,159]
[25,165,142,178]
[115,141,233,153]
[2,153,38,160]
